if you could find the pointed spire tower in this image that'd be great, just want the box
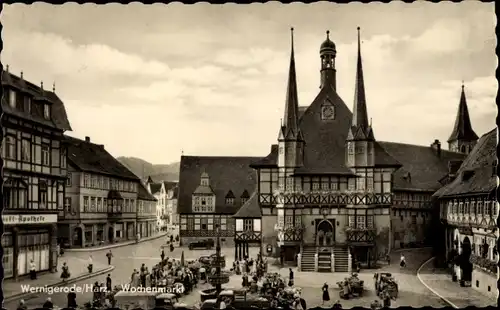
[278,27,305,171]
[447,82,479,154]
[346,27,375,168]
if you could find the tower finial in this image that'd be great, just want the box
[461,80,465,90]
[52,82,56,93]
[41,81,44,90]
[280,118,283,127]
[20,71,24,79]
[290,27,294,53]
[370,117,372,127]
[5,64,9,72]
[326,30,330,40]
[357,27,361,52]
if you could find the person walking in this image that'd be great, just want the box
[16,300,27,310]
[29,260,36,280]
[88,255,93,273]
[322,282,330,305]
[333,300,342,309]
[106,274,112,292]
[288,268,294,286]
[161,249,165,262]
[106,250,113,265]
[400,254,406,268]
[42,297,54,309]
[61,262,70,281]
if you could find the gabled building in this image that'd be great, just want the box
[177,156,260,246]
[60,135,141,248]
[2,68,71,279]
[146,179,178,232]
[249,28,471,273]
[434,128,497,300]
[137,182,158,238]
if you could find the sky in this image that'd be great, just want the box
[2,2,497,164]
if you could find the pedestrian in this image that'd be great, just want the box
[322,282,330,305]
[42,297,54,309]
[16,300,27,310]
[386,253,391,265]
[288,268,294,286]
[106,274,112,292]
[88,255,93,273]
[371,299,381,310]
[170,235,174,244]
[400,254,406,268]
[29,259,36,280]
[67,291,77,309]
[382,291,391,307]
[136,232,141,243]
[56,244,61,257]
[333,300,342,309]
[61,262,70,281]
[161,249,165,262]
[199,265,206,283]
[170,242,174,252]
[106,250,113,265]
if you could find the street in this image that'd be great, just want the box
[5,239,448,309]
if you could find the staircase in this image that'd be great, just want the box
[318,251,332,272]
[333,247,349,272]
[300,246,316,272]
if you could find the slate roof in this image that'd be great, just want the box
[233,192,261,218]
[178,156,260,214]
[64,135,139,181]
[2,70,72,131]
[138,182,157,201]
[447,85,479,143]
[434,128,497,197]
[250,145,279,168]
[149,183,162,195]
[164,181,178,191]
[379,141,467,191]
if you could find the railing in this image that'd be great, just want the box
[259,191,392,205]
[345,227,376,243]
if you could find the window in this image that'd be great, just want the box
[3,135,16,159]
[356,176,365,191]
[225,197,234,205]
[244,219,253,231]
[84,174,90,188]
[259,169,278,196]
[285,215,293,228]
[241,198,248,205]
[348,215,355,228]
[3,179,28,209]
[90,197,96,212]
[356,216,365,229]
[66,173,72,187]
[382,172,391,193]
[366,216,374,228]
[41,144,50,166]
[411,215,417,225]
[39,181,48,209]
[348,178,355,191]
[24,96,31,113]
[21,139,31,162]
[347,142,354,155]
[9,90,16,108]
[83,196,89,212]
[43,104,51,119]
[64,197,71,214]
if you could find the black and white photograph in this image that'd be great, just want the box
[1,2,497,310]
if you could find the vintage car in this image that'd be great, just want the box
[199,289,269,310]
[189,239,214,250]
[156,292,179,309]
[198,254,226,269]
[114,290,158,310]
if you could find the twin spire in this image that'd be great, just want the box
[349,27,374,141]
[447,82,479,143]
[280,27,303,141]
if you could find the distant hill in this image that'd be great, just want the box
[117,157,179,182]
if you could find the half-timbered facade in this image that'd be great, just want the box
[233,192,262,260]
[250,28,469,273]
[2,68,71,279]
[58,135,141,248]
[177,156,259,246]
[434,128,497,300]
[137,182,158,238]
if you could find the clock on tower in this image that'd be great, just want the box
[321,105,335,120]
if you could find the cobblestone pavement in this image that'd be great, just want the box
[418,258,497,308]
[3,241,449,309]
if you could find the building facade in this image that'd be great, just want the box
[147,179,178,232]
[137,183,158,238]
[1,68,71,278]
[58,135,141,248]
[435,128,497,300]
[178,157,258,247]
[147,178,167,232]
[249,28,467,272]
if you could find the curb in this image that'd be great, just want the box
[4,265,116,303]
[416,256,459,309]
[65,233,168,252]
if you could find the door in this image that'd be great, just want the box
[460,237,472,282]
[108,227,114,243]
[316,219,334,246]
[73,227,83,247]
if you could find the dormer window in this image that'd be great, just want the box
[347,142,354,155]
[44,104,51,119]
[226,198,234,205]
[241,198,248,204]
[9,90,16,108]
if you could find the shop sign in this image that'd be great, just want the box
[2,214,58,225]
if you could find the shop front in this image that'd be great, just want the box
[127,222,135,240]
[1,213,58,279]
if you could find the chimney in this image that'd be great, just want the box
[431,139,441,157]
[85,136,90,143]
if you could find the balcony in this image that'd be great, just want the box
[260,190,392,205]
[235,230,262,242]
[345,227,376,245]
[276,224,304,245]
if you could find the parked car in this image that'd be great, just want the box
[188,239,214,250]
